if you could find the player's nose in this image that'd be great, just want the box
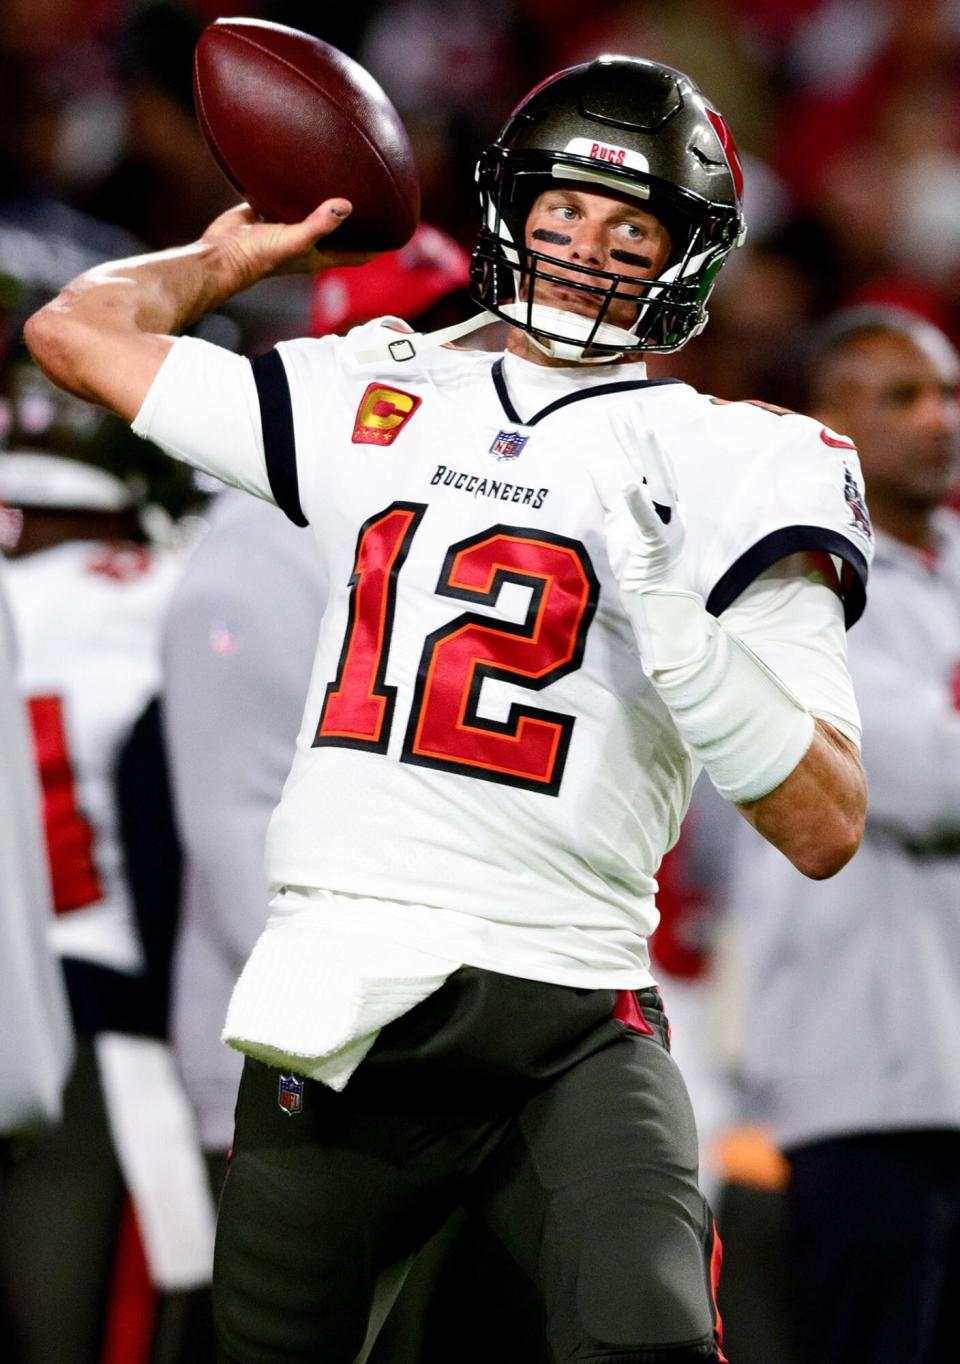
[569,219,606,266]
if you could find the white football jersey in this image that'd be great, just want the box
[134,325,871,987]
[4,540,182,972]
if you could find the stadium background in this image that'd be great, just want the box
[5,0,960,419]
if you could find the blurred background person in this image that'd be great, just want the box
[0,353,213,1364]
[729,305,960,1364]
[0,553,74,1288]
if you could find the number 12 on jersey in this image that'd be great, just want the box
[314,501,599,795]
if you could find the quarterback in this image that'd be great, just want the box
[27,57,870,1364]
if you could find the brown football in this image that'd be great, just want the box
[193,18,420,251]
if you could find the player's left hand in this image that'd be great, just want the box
[591,422,709,674]
[590,420,686,594]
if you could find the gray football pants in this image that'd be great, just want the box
[213,968,725,1364]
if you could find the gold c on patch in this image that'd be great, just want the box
[352,383,422,446]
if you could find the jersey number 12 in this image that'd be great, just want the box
[313,501,599,796]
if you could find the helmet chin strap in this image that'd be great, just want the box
[499,302,635,363]
[350,301,641,368]
[352,310,496,365]
[349,287,649,371]
[351,305,634,367]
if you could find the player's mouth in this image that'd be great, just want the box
[533,278,641,326]
[533,276,605,314]
[549,284,598,313]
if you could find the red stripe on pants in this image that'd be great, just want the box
[612,989,655,1035]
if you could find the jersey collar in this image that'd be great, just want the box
[491,357,683,428]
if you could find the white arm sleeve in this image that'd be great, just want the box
[719,558,862,748]
[132,336,273,502]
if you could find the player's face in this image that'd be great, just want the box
[827,331,960,511]
[522,188,672,331]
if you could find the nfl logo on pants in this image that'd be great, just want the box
[277,1074,304,1116]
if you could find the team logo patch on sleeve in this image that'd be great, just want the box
[278,1074,304,1115]
[352,384,422,446]
[843,465,872,539]
[489,429,529,461]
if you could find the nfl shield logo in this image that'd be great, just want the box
[278,1074,304,1116]
[490,429,529,462]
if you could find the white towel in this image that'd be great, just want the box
[223,890,460,1091]
[94,1034,217,1290]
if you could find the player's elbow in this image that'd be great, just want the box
[749,752,868,879]
[779,724,868,879]
[24,300,96,400]
[791,804,865,880]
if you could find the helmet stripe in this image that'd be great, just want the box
[704,108,744,202]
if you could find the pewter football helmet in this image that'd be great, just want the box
[471,56,746,360]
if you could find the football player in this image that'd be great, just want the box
[25,57,870,1364]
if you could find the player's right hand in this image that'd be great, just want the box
[200,200,377,290]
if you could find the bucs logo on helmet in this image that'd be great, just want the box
[471,56,747,362]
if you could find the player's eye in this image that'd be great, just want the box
[885,382,919,407]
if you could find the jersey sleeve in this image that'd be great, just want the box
[693,413,874,629]
[132,336,273,502]
[719,562,862,747]
[246,320,408,527]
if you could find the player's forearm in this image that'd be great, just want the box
[77,241,248,335]
[737,719,866,878]
[23,239,247,417]
[25,200,356,421]
[629,596,864,878]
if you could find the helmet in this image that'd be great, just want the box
[471,55,746,362]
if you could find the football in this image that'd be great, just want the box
[193,18,420,251]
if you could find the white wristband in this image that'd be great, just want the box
[635,591,816,804]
